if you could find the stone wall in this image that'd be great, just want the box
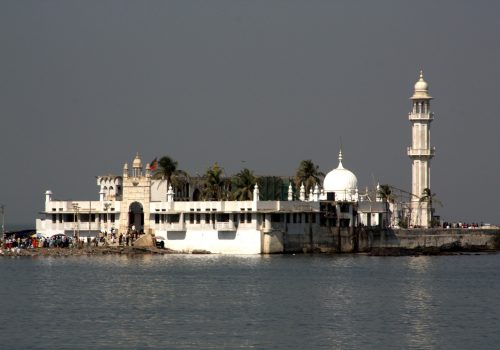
[368,228,499,250]
[265,227,500,254]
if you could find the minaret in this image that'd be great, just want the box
[407,71,435,228]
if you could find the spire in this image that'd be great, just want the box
[167,184,174,202]
[376,182,382,202]
[123,163,129,178]
[288,183,293,201]
[253,183,260,203]
[337,149,344,169]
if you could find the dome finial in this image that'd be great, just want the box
[419,70,424,79]
[338,149,344,169]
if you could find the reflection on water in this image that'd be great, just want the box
[0,254,499,349]
[403,257,436,349]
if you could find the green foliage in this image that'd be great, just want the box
[201,163,231,201]
[257,176,287,200]
[153,156,178,181]
[378,184,395,203]
[294,159,324,194]
[233,168,257,201]
[419,188,443,227]
[153,155,189,191]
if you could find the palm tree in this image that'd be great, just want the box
[419,188,442,208]
[233,168,257,201]
[153,156,178,182]
[153,156,189,195]
[418,187,442,227]
[294,160,324,194]
[378,184,395,203]
[201,163,230,201]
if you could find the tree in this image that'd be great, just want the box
[153,156,189,195]
[419,188,442,209]
[378,184,395,203]
[201,163,231,201]
[294,160,324,194]
[257,176,286,201]
[233,168,257,201]
[419,187,442,227]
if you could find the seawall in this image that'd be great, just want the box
[267,227,500,254]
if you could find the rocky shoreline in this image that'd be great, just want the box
[0,246,181,257]
[1,245,497,257]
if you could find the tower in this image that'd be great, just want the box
[407,71,435,227]
[119,153,152,234]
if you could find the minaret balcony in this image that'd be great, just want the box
[408,112,434,121]
[407,147,435,157]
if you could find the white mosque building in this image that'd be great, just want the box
[35,72,435,253]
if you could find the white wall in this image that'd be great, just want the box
[157,228,262,254]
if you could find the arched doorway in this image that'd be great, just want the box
[129,202,144,232]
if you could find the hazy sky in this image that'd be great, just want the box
[1,0,499,226]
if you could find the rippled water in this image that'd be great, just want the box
[1,253,499,349]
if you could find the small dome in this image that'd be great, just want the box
[132,153,142,168]
[414,71,428,91]
[411,71,432,99]
[323,150,358,201]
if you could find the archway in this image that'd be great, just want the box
[129,202,144,232]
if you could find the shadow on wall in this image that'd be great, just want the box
[218,232,237,240]
[167,232,186,240]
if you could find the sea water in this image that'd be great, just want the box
[0,253,499,349]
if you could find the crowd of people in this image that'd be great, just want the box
[2,235,71,249]
[2,226,145,250]
[442,222,488,229]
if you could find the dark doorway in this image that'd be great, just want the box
[129,202,144,231]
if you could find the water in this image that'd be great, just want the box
[1,253,499,349]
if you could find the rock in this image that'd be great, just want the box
[192,249,211,254]
[133,233,155,247]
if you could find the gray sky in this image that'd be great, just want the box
[1,0,499,227]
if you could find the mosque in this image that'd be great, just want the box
[36,73,436,253]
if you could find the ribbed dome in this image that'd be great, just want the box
[323,150,358,201]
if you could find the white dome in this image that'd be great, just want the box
[132,153,142,168]
[323,150,358,201]
[411,71,432,99]
[414,71,428,91]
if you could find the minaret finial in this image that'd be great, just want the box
[419,70,423,79]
